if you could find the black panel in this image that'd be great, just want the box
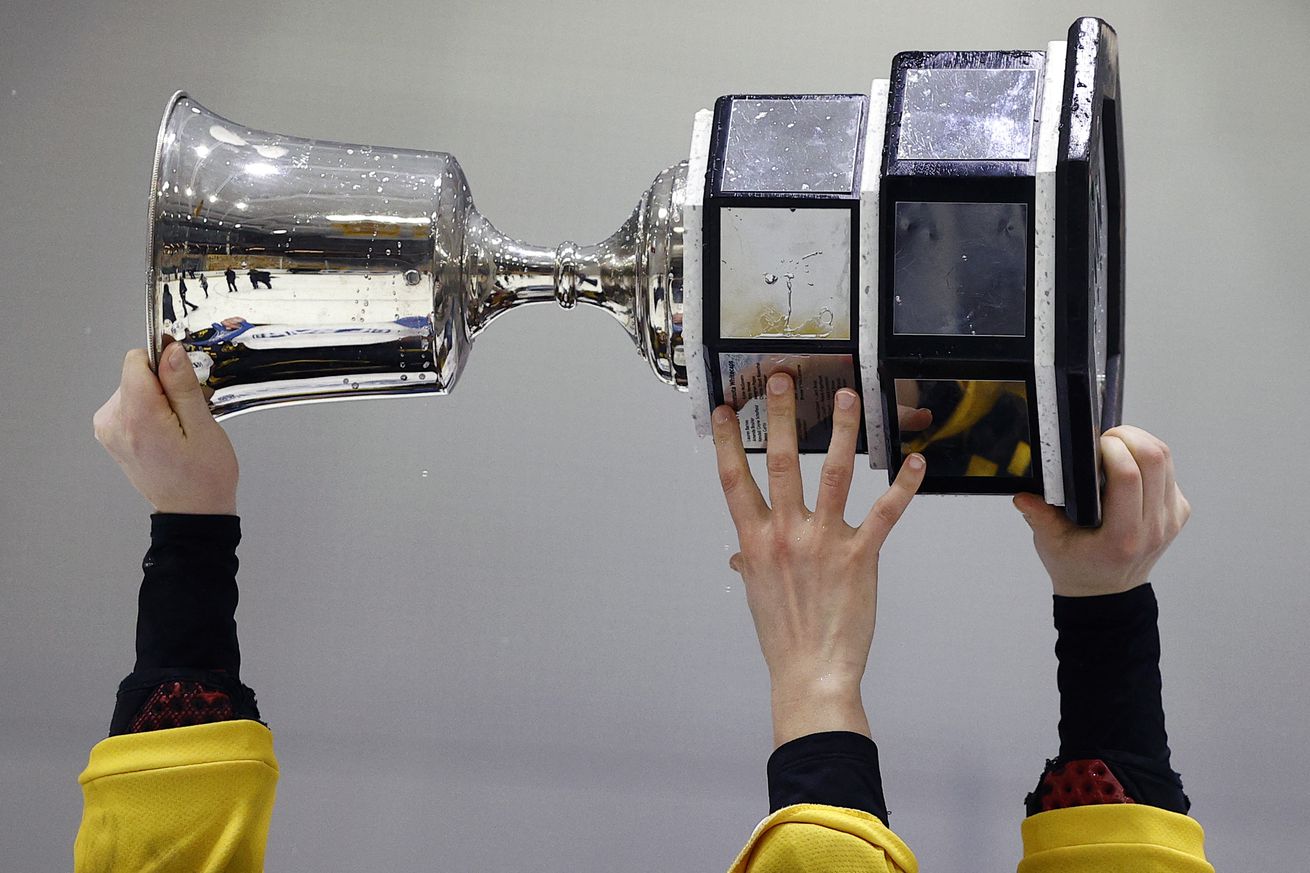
[703,94,867,454]
[1055,17,1124,527]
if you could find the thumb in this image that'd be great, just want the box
[1012,493,1071,536]
[158,342,212,433]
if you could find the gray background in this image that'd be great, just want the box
[2,0,1306,869]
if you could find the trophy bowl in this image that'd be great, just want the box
[148,91,688,418]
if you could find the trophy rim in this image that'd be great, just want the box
[146,89,189,371]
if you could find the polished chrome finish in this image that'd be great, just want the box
[459,161,688,385]
[147,95,688,420]
[146,91,188,372]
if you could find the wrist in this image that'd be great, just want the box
[151,495,238,516]
[770,678,869,748]
[1049,570,1148,598]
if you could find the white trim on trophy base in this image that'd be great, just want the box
[859,79,891,469]
[686,109,715,439]
[1035,40,1067,506]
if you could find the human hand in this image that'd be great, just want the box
[1012,425,1190,597]
[713,373,926,746]
[93,342,238,515]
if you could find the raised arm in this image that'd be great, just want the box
[1012,425,1212,872]
[76,343,277,873]
[715,373,923,873]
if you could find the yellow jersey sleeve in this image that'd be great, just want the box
[74,720,279,873]
[727,804,918,873]
[1019,804,1214,873]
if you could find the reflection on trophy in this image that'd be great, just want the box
[148,17,1121,524]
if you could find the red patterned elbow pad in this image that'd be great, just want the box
[1033,758,1135,811]
[129,680,236,732]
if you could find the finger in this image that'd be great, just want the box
[897,405,933,433]
[815,388,861,522]
[92,387,123,446]
[1174,488,1192,529]
[859,453,925,549]
[1155,436,1181,533]
[117,348,168,420]
[728,552,743,574]
[157,341,213,436]
[1107,425,1167,525]
[764,372,804,515]
[712,405,767,528]
[1098,433,1143,538]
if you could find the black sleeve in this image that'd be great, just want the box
[1026,583,1189,814]
[767,731,889,825]
[107,514,262,736]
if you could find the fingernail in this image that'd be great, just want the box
[835,389,856,410]
[906,453,924,471]
[768,373,789,395]
[167,343,186,369]
[713,406,732,425]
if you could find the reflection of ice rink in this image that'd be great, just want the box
[161,270,431,337]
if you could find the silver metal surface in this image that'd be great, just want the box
[720,96,864,193]
[148,96,688,419]
[897,68,1038,162]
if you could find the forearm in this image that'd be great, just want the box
[765,680,888,823]
[770,680,869,748]
[1055,584,1168,758]
[1028,583,1188,813]
[108,514,262,736]
[767,731,889,823]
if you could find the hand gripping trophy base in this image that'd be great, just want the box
[147,94,687,420]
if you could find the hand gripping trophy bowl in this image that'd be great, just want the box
[147,18,1123,526]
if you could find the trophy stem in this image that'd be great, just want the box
[462,162,688,387]
[462,211,638,341]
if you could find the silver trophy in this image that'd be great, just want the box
[147,18,1122,524]
[148,93,687,411]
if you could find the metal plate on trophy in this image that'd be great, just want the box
[146,17,1122,525]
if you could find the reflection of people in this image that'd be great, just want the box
[712,373,1209,871]
[248,268,272,290]
[199,273,209,299]
[160,283,176,325]
[76,357,1209,872]
[225,267,238,294]
[177,276,199,313]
